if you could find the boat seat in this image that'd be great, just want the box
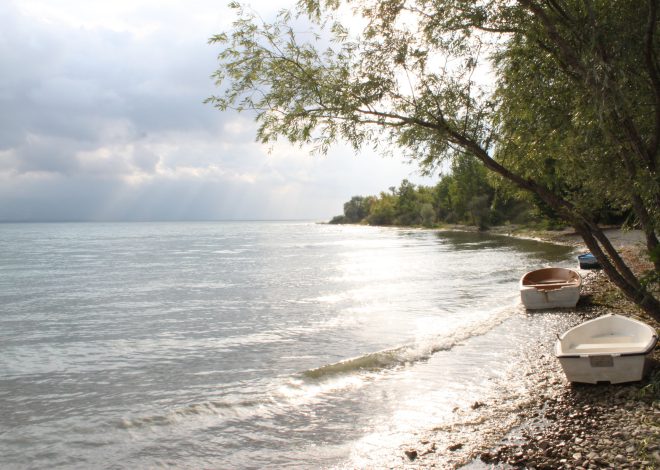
[524,281,579,288]
[568,342,647,354]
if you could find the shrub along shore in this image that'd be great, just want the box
[329,177,629,232]
[395,230,659,469]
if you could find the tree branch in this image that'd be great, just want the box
[543,0,574,24]
[517,0,586,75]
[645,0,660,162]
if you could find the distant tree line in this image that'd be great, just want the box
[329,155,628,230]
[328,178,530,230]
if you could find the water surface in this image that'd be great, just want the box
[0,222,578,468]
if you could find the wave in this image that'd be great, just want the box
[116,398,265,429]
[303,347,411,379]
[302,305,519,381]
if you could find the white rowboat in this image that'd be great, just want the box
[555,314,658,384]
[520,267,582,309]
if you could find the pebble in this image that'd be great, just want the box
[404,449,417,461]
[476,312,660,469]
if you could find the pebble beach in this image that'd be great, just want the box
[395,229,660,469]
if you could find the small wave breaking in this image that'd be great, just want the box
[302,305,518,380]
[116,398,265,430]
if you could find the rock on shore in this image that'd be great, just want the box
[482,369,659,469]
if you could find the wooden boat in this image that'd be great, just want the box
[520,267,582,309]
[577,252,601,269]
[555,314,657,384]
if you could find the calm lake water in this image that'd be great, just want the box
[0,222,579,468]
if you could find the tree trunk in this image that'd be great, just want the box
[454,128,660,321]
[574,222,660,321]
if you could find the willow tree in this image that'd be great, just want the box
[208,0,660,319]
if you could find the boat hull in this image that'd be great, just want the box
[577,253,601,269]
[556,354,650,384]
[520,285,580,309]
[555,314,658,384]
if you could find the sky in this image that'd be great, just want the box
[0,0,435,222]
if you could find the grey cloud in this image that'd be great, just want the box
[132,146,160,173]
[0,2,232,173]
[17,135,83,174]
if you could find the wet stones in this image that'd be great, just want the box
[485,377,660,469]
[404,449,418,461]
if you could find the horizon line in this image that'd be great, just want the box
[0,218,328,224]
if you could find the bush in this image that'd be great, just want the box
[328,215,347,224]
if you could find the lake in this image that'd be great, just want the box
[0,221,580,468]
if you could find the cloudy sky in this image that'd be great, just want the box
[0,0,434,222]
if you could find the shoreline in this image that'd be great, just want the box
[391,227,659,469]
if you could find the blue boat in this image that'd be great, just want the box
[577,252,601,269]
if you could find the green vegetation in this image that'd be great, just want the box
[329,166,540,229]
[330,170,628,230]
[208,0,660,318]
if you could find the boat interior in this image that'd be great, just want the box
[522,268,581,290]
[562,335,649,355]
[558,315,656,356]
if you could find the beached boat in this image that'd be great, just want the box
[520,267,582,309]
[555,314,658,384]
[577,252,601,269]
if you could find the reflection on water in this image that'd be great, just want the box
[0,222,577,468]
[436,229,573,261]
